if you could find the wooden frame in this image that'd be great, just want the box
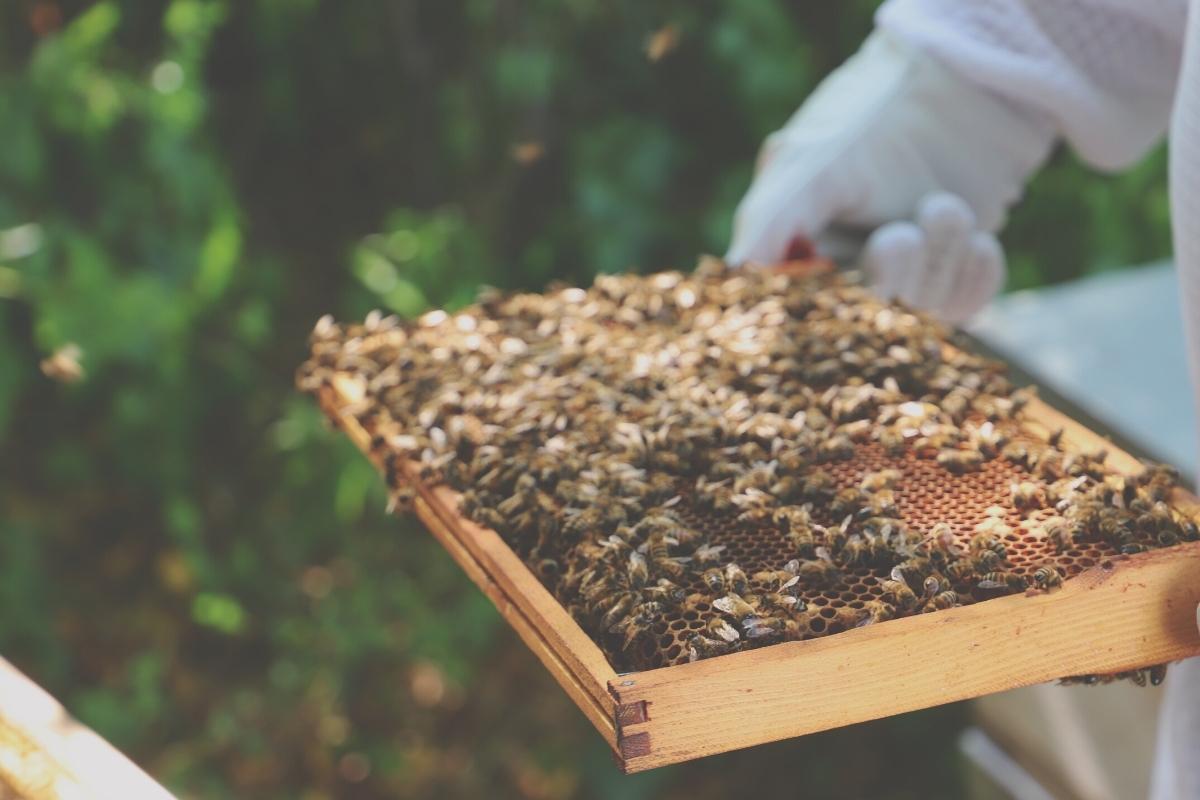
[318,372,1200,773]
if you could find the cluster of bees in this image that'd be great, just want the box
[298,258,1195,679]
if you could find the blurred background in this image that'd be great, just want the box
[0,1,1173,798]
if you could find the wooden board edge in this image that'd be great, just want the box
[610,542,1200,772]
[316,385,621,735]
[0,657,178,799]
[415,499,618,748]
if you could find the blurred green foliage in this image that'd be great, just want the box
[0,1,1171,798]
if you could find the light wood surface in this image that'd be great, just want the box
[0,658,176,800]
[314,266,1200,772]
[609,540,1200,771]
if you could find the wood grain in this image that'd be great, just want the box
[610,542,1200,772]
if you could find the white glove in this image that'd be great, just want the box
[726,29,1056,320]
[861,193,1005,324]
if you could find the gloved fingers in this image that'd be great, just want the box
[726,159,841,267]
[942,231,1005,324]
[862,221,927,305]
[916,193,976,312]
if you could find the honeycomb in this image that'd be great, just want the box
[618,437,1118,670]
[301,263,1186,679]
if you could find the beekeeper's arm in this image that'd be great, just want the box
[727,0,1181,323]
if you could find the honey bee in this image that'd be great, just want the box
[739,616,782,641]
[937,448,983,474]
[1029,562,1064,591]
[977,572,1027,592]
[864,489,899,518]
[687,633,733,662]
[878,578,918,611]
[860,469,902,492]
[878,427,907,455]
[725,562,749,595]
[693,542,727,564]
[1010,481,1042,509]
[1033,516,1072,552]
[971,549,1004,573]
[923,589,959,611]
[945,559,977,583]
[1150,664,1168,686]
[1000,440,1038,469]
[796,547,841,588]
[801,469,835,503]
[713,592,757,622]
[921,521,962,561]
[855,599,897,627]
[891,556,933,586]
[643,532,686,578]
[627,551,649,588]
[970,530,1008,559]
[830,487,866,518]
[736,505,775,525]
[614,601,664,649]
[819,434,855,461]
[839,533,877,567]
[701,567,725,594]
[706,615,741,643]
[752,567,791,585]
[734,464,777,493]
[773,505,817,556]
[972,421,1006,458]
[600,592,638,632]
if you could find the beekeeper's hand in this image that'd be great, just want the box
[726,29,1056,323]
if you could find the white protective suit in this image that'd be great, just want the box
[727,1,1200,796]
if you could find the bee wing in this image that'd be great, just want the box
[977,579,1006,589]
[815,546,832,562]
[783,559,800,575]
[889,565,905,583]
[712,596,736,615]
[742,617,778,639]
[780,575,800,592]
[713,620,740,642]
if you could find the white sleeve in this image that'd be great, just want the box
[1156,9,1200,795]
[877,0,1185,171]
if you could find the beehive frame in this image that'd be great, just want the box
[312,267,1200,773]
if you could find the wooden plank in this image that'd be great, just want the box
[414,498,617,747]
[317,384,619,735]
[0,657,177,800]
[610,541,1200,772]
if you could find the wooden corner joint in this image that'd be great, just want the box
[609,682,652,767]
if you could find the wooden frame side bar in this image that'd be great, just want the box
[317,384,620,748]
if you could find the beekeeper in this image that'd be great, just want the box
[726,2,1199,797]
